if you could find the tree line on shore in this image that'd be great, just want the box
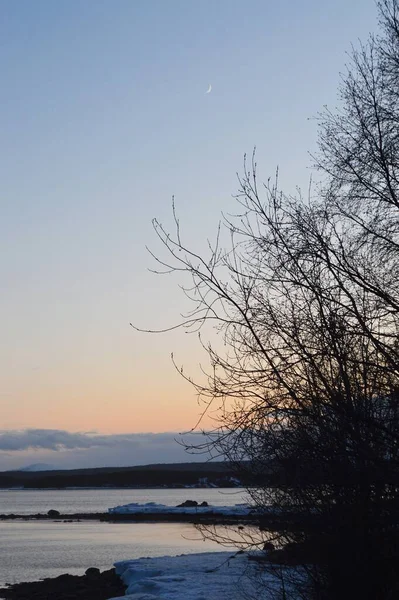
[0,461,243,489]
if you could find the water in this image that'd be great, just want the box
[0,520,234,587]
[0,488,249,588]
[0,487,248,514]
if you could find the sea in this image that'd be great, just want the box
[0,488,248,587]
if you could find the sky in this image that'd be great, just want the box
[0,0,379,469]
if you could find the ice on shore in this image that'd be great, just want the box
[108,502,252,515]
[109,551,281,600]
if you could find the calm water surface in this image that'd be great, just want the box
[0,488,248,588]
[0,520,234,587]
[0,487,248,514]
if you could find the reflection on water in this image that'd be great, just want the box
[0,487,248,515]
[0,520,236,586]
[0,488,251,588]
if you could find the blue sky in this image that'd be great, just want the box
[0,0,378,467]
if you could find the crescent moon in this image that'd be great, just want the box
[205,84,212,94]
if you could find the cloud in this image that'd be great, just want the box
[0,429,180,452]
[0,429,211,471]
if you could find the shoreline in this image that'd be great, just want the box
[0,485,241,491]
[0,567,126,600]
[0,510,259,524]
[0,552,264,600]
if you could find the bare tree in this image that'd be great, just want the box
[141,2,399,599]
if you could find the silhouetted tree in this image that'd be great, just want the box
[142,2,399,598]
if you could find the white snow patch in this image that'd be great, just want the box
[108,502,252,515]
[109,551,287,600]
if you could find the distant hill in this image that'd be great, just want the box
[0,461,247,490]
[18,463,56,472]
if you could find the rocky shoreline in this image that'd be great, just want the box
[0,510,258,524]
[0,567,126,600]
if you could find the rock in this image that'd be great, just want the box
[263,542,275,553]
[0,567,126,600]
[176,500,198,507]
[199,501,209,507]
[85,567,100,578]
[47,509,60,517]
